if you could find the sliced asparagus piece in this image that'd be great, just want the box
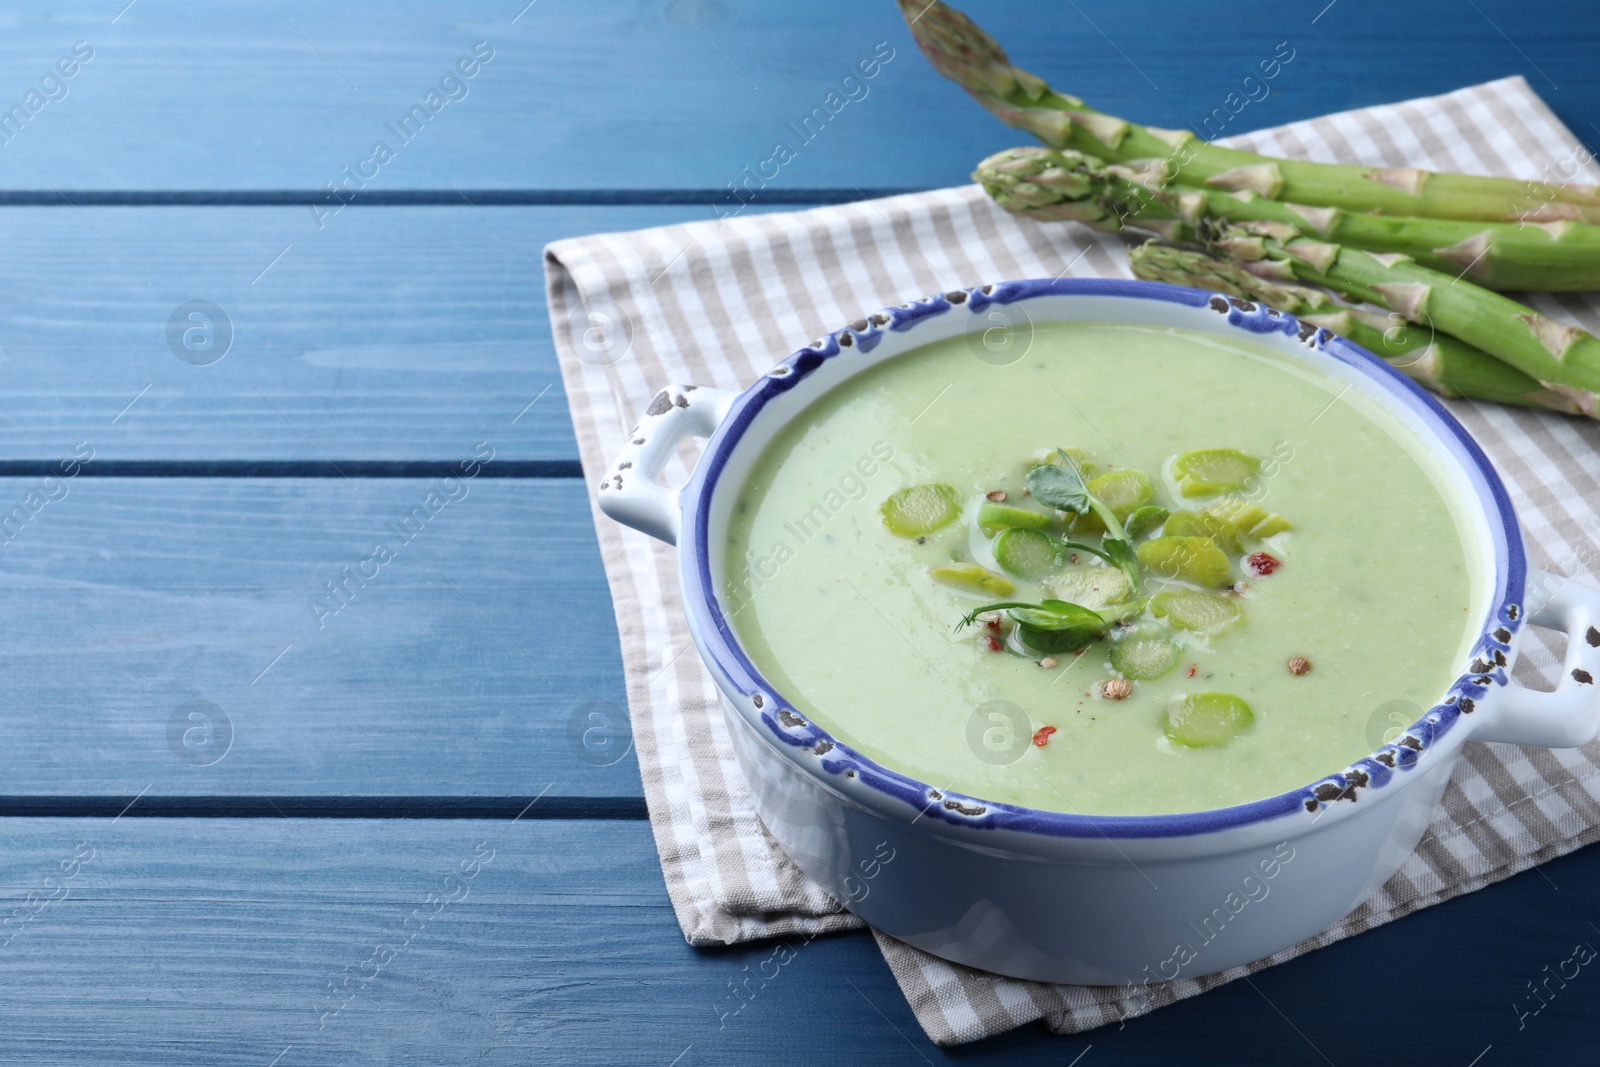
[1164,692,1255,747]
[993,527,1062,579]
[1163,510,1243,557]
[904,0,1600,222]
[1085,469,1152,517]
[1075,468,1152,534]
[1048,567,1133,610]
[978,501,1052,535]
[1110,629,1182,680]
[1136,536,1232,588]
[1205,498,1292,540]
[1171,449,1259,498]
[881,483,961,537]
[1124,505,1170,540]
[1151,590,1242,633]
[931,562,1015,597]
[1027,446,1102,481]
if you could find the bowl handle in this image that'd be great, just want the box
[596,384,737,546]
[1471,568,1600,748]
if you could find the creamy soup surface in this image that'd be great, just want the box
[722,321,1480,815]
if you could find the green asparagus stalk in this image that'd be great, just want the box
[977,146,1600,291]
[1302,309,1583,413]
[974,146,1188,238]
[1215,226,1600,414]
[1127,242,1579,412]
[1173,188,1600,292]
[904,0,1600,223]
[1126,239,1339,314]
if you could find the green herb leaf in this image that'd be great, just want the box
[955,601,1045,631]
[1100,537,1141,590]
[1026,451,1092,514]
[954,598,1108,654]
[1039,598,1092,618]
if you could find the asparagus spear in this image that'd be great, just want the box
[1302,309,1583,413]
[1126,242,1579,412]
[903,0,1600,223]
[1213,226,1600,414]
[974,146,1185,237]
[978,146,1600,291]
[1125,239,1339,314]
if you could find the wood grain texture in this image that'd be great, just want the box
[0,816,1593,1065]
[0,476,636,796]
[0,204,801,462]
[0,1,1592,191]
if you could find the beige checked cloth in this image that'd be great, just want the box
[544,76,1600,1045]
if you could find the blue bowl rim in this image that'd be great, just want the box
[679,277,1525,839]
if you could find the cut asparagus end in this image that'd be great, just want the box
[1161,509,1243,556]
[930,563,1016,597]
[978,501,1053,535]
[1171,449,1260,497]
[1151,590,1243,633]
[1047,567,1134,610]
[1136,536,1233,588]
[881,483,961,537]
[1164,692,1256,747]
[993,528,1063,579]
[1125,505,1170,540]
[1110,630,1182,680]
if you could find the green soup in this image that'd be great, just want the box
[722,321,1479,815]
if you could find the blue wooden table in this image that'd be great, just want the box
[3,1,1598,1061]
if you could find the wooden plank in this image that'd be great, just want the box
[0,815,1593,1063]
[0,476,639,797]
[0,204,784,463]
[0,1,1592,191]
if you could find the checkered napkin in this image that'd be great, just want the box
[544,75,1600,1045]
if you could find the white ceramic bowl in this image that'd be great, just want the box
[598,279,1600,986]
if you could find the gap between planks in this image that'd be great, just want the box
[0,189,925,207]
[0,461,585,478]
[0,796,648,819]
